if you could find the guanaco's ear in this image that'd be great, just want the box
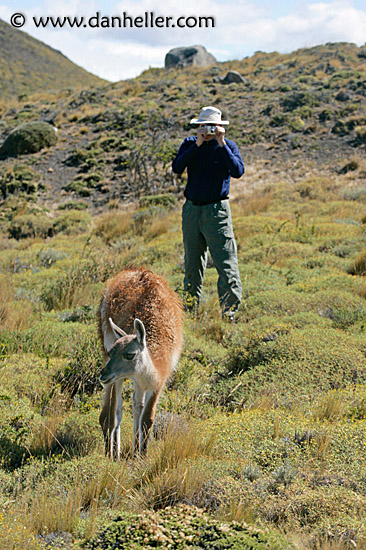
[109,317,127,340]
[134,318,146,347]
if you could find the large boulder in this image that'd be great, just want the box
[165,45,216,68]
[220,70,245,84]
[0,121,58,158]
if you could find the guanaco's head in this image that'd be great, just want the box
[99,318,148,386]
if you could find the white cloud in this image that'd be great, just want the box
[244,2,366,53]
[0,5,11,19]
[86,40,169,80]
[1,0,365,81]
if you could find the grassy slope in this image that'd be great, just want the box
[0,41,365,210]
[0,179,365,549]
[0,42,365,549]
[0,18,106,98]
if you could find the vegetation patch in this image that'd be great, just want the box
[84,504,292,549]
[0,164,41,199]
[0,121,57,157]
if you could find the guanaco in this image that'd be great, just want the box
[98,268,183,458]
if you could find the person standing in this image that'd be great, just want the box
[172,106,244,320]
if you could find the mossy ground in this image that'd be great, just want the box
[0,169,365,550]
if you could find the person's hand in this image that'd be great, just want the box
[196,126,206,147]
[216,125,226,147]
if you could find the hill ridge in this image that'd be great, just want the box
[0,18,106,98]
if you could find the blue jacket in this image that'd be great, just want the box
[172,136,244,203]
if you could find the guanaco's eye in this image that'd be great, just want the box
[123,352,137,361]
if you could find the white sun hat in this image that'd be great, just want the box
[190,106,229,126]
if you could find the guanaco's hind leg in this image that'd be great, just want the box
[139,388,161,455]
[99,379,123,459]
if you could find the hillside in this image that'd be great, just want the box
[0,41,365,213]
[0,18,106,98]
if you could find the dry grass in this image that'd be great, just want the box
[347,250,366,276]
[94,210,133,242]
[246,391,279,411]
[129,423,216,511]
[290,533,359,550]
[144,216,171,240]
[232,188,273,216]
[140,421,217,481]
[3,426,217,543]
[0,276,34,330]
[191,295,230,342]
[312,392,347,422]
[356,281,366,300]
[134,461,206,511]
[217,498,258,524]
[6,457,136,544]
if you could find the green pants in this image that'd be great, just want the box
[182,199,242,314]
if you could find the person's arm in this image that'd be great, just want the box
[216,127,244,178]
[172,138,200,174]
[220,141,245,178]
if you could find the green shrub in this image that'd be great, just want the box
[42,411,100,458]
[0,321,91,357]
[63,178,92,196]
[208,327,366,409]
[342,186,366,201]
[0,164,41,198]
[318,108,333,122]
[38,259,108,311]
[58,200,88,210]
[57,304,96,323]
[8,214,53,239]
[55,327,104,398]
[0,121,58,157]
[85,504,292,549]
[0,396,35,470]
[63,148,91,167]
[288,116,305,132]
[36,248,67,268]
[53,210,92,235]
[139,194,177,209]
[282,91,319,111]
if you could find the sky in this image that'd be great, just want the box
[0,0,365,81]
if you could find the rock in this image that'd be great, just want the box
[0,121,58,158]
[220,70,245,84]
[335,90,351,102]
[165,45,216,68]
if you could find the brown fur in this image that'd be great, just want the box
[97,267,183,457]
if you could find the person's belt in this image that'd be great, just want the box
[189,197,229,206]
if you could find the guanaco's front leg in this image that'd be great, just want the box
[99,378,123,459]
[132,383,145,455]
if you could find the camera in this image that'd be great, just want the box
[204,125,217,135]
